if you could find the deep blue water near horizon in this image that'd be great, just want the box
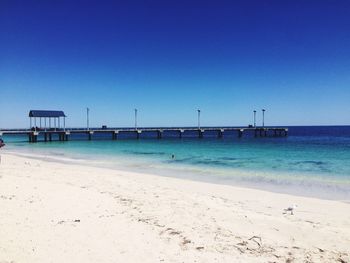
[2,126,350,200]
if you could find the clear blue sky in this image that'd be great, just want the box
[1,0,349,128]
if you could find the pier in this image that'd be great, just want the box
[0,110,288,143]
[0,127,288,143]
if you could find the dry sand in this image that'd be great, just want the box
[0,153,349,262]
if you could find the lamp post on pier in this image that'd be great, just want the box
[262,109,266,128]
[86,107,90,131]
[253,110,256,128]
[134,108,138,129]
[197,109,201,129]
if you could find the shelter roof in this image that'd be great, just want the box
[29,110,66,117]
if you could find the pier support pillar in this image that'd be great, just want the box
[49,133,52,141]
[136,130,141,139]
[113,131,118,140]
[179,130,184,139]
[44,133,48,142]
[33,132,38,143]
[88,131,93,140]
[264,130,267,137]
[157,130,163,139]
[218,129,224,138]
[198,129,204,139]
[238,129,243,138]
[30,132,38,143]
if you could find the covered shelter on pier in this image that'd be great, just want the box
[29,110,66,131]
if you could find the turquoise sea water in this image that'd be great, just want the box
[2,126,350,200]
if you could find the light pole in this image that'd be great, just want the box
[197,109,201,129]
[262,109,266,127]
[86,107,90,131]
[253,110,256,128]
[134,108,138,129]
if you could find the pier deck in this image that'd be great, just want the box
[0,127,288,143]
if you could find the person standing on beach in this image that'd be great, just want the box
[0,138,5,164]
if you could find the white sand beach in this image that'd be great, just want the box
[0,153,349,263]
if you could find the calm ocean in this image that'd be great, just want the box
[2,126,350,200]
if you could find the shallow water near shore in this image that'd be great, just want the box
[2,126,350,200]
